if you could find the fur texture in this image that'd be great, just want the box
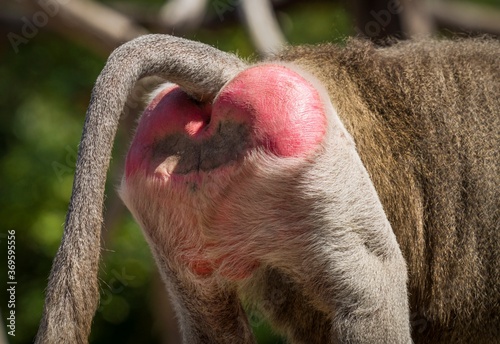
[275,38,500,343]
[37,35,499,344]
[36,35,247,344]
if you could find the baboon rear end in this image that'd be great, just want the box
[37,35,499,344]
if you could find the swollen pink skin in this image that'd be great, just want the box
[124,64,327,278]
[125,64,326,180]
[125,85,211,178]
[213,64,326,157]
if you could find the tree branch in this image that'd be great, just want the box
[33,0,148,55]
[429,1,500,36]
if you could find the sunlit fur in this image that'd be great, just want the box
[122,38,499,344]
[276,38,499,343]
[37,34,499,344]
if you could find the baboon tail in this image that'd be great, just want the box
[36,34,247,344]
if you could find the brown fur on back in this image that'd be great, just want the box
[276,38,500,343]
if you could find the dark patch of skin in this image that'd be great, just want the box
[152,120,251,174]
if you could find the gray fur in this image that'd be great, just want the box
[273,38,500,343]
[35,34,246,344]
[37,34,500,344]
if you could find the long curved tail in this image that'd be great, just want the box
[35,34,247,344]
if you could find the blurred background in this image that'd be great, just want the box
[0,0,498,343]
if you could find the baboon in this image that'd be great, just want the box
[36,34,499,344]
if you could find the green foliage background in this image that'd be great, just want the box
[1,0,498,342]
